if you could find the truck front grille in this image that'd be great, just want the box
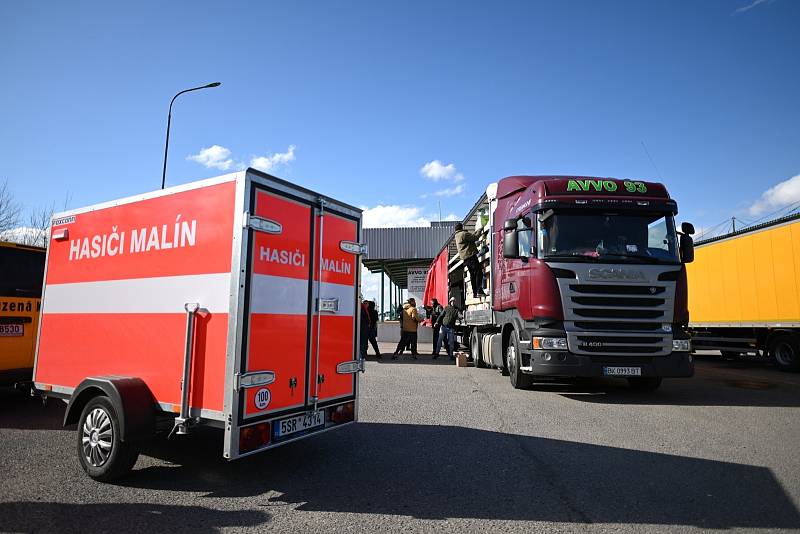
[552,265,678,357]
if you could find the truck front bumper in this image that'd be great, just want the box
[524,351,694,378]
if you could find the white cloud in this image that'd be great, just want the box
[187,145,241,171]
[420,160,465,182]
[748,174,800,216]
[433,184,465,197]
[361,204,430,228]
[733,0,771,14]
[250,145,297,172]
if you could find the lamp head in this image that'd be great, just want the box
[206,82,222,88]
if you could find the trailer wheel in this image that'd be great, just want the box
[770,334,800,372]
[77,396,140,481]
[507,331,533,389]
[470,330,486,368]
[627,377,662,391]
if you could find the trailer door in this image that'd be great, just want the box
[240,189,313,420]
[309,206,360,406]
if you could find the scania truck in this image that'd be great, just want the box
[426,175,696,391]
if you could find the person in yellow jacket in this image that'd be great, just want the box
[392,298,421,359]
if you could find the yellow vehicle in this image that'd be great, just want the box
[687,213,800,371]
[0,241,46,386]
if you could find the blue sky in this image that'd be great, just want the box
[2,0,798,302]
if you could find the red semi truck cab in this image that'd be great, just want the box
[437,176,695,391]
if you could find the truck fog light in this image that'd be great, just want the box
[532,337,568,350]
[543,353,552,361]
[662,323,673,333]
[557,353,567,362]
[672,339,691,352]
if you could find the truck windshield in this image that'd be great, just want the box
[537,211,679,264]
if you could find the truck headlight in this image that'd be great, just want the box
[672,339,691,352]
[532,337,568,350]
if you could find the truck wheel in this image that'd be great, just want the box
[471,330,486,368]
[627,377,662,391]
[77,396,140,481]
[507,331,533,389]
[770,334,800,372]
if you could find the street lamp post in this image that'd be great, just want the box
[161,82,221,189]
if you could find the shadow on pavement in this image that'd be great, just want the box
[555,373,800,408]
[0,502,268,534]
[124,422,800,529]
[0,387,65,430]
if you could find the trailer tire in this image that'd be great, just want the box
[769,334,800,372]
[627,377,662,391]
[77,396,140,482]
[507,331,533,390]
[471,330,486,368]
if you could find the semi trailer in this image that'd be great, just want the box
[425,175,696,391]
[687,213,800,371]
[33,169,365,480]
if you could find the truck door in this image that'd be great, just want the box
[241,189,313,419]
[309,205,359,406]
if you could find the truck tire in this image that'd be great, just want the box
[471,330,486,368]
[77,396,140,482]
[769,333,800,372]
[506,330,533,389]
[627,377,662,391]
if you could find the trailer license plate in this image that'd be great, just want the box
[0,324,23,337]
[275,412,325,438]
[603,366,642,377]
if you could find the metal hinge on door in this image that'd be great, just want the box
[243,211,283,234]
[289,377,297,395]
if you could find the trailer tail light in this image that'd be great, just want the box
[328,402,355,424]
[239,422,271,454]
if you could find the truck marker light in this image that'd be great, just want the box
[238,371,276,389]
[672,339,691,352]
[339,241,368,255]
[532,337,568,350]
[52,228,69,241]
[239,422,270,454]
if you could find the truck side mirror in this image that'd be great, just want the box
[503,219,519,259]
[679,233,694,263]
[681,222,695,235]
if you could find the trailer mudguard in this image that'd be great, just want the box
[63,377,156,441]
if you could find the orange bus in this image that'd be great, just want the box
[0,241,46,386]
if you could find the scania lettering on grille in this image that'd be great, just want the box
[587,268,646,281]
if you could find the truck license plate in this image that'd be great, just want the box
[603,366,642,377]
[0,324,23,337]
[275,411,325,438]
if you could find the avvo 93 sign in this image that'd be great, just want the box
[565,179,647,194]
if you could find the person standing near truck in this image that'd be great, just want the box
[454,223,486,298]
[392,298,420,359]
[433,297,459,360]
[429,298,443,354]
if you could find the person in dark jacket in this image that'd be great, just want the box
[359,300,371,359]
[433,297,460,359]
[429,298,443,355]
[367,300,381,359]
[454,222,486,298]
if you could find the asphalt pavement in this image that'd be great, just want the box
[2,343,799,533]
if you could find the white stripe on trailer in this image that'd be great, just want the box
[249,274,309,315]
[249,274,356,316]
[42,273,231,314]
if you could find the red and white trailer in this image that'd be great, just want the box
[33,169,365,480]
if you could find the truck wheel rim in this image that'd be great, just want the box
[508,345,517,377]
[775,343,795,366]
[82,408,113,467]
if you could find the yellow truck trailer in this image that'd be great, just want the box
[687,213,800,371]
[0,241,46,386]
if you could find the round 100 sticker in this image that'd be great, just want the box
[254,388,271,410]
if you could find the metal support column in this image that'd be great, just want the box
[380,270,385,322]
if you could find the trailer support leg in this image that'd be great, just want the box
[172,302,199,437]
